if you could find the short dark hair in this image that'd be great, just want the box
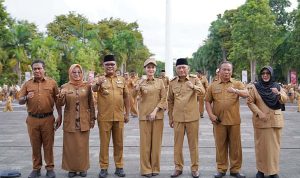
[218,61,233,69]
[31,59,45,69]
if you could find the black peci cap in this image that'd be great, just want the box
[103,54,115,62]
[176,58,188,66]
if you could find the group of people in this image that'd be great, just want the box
[0,84,21,112]
[18,55,289,178]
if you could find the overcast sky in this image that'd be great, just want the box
[3,0,298,62]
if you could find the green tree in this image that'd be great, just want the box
[230,0,277,81]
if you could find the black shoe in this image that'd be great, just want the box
[152,173,159,176]
[68,172,76,177]
[46,170,56,178]
[99,169,108,178]
[115,168,126,177]
[192,171,200,178]
[28,170,41,178]
[270,174,279,178]
[142,173,152,177]
[214,172,225,178]
[170,170,182,177]
[79,171,87,177]
[256,171,264,178]
[230,172,246,178]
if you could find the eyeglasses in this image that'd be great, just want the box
[261,72,270,75]
[104,63,116,67]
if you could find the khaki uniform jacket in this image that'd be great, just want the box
[247,84,287,128]
[93,75,129,121]
[205,78,245,125]
[19,77,59,114]
[168,75,205,122]
[133,78,167,120]
[198,75,208,96]
[58,83,96,132]
[159,76,170,89]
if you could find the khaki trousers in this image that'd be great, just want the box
[213,124,242,173]
[174,120,199,171]
[130,94,138,116]
[139,119,164,175]
[198,96,205,116]
[26,116,55,170]
[99,121,124,169]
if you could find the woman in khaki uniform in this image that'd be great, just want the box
[58,64,96,177]
[247,66,287,178]
[133,58,167,177]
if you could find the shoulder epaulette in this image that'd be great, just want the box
[170,76,177,81]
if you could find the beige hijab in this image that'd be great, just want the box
[68,64,84,87]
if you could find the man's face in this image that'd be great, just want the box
[161,72,165,77]
[219,63,232,81]
[32,63,45,80]
[176,65,189,77]
[103,61,117,75]
[130,72,135,77]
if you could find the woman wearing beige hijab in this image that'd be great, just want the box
[58,64,96,177]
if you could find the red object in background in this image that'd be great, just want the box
[290,70,297,85]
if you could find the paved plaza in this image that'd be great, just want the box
[0,99,299,178]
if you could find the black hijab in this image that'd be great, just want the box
[254,66,281,110]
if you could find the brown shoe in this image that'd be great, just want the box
[192,171,199,178]
[170,170,182,177]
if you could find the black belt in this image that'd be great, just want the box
[28,112,53,118]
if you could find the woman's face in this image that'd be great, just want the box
[261,69,271,82]
[145,64,156,77]
[71,66,82,81]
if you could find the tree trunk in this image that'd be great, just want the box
[18,61,22,85]
[250,60,257,82]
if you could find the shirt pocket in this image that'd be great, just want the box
[212,89,222,100]
[116,84,125,95]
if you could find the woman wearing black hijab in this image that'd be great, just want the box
[247,66,287,178]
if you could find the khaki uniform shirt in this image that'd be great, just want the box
[128,76,139,90]
[93,75,129,121]
[168,75,205,122]
[247,84,287,128]
[19,77,59,114]
[159,76,170,89]
[198,75,209,97]
[58,83,95,132]
[205,78,245,125]
[133,78,167,120]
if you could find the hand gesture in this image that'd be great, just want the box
[227,87,236,93]
[257,112,267,121]
[270,88,279,95]
[185,81,194,89]
[54,115,62,131]
[169,120,174,128]
[209,114,219,124]
[27,91,34,99]
[124,114,129,123]
[97,76,106,86]
[135,79,145,91]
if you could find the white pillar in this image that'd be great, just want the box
[165,0,173,78]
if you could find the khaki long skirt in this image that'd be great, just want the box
[62,130,90,172]
[254,127,281,175]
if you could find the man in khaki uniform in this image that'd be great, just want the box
[128,70,139,117]
[92,55,130,178]
[196,70,208,118]
[205,61,248,178]
[159,69,170,90]
[19,59,62,178]
[168,58,205,178]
